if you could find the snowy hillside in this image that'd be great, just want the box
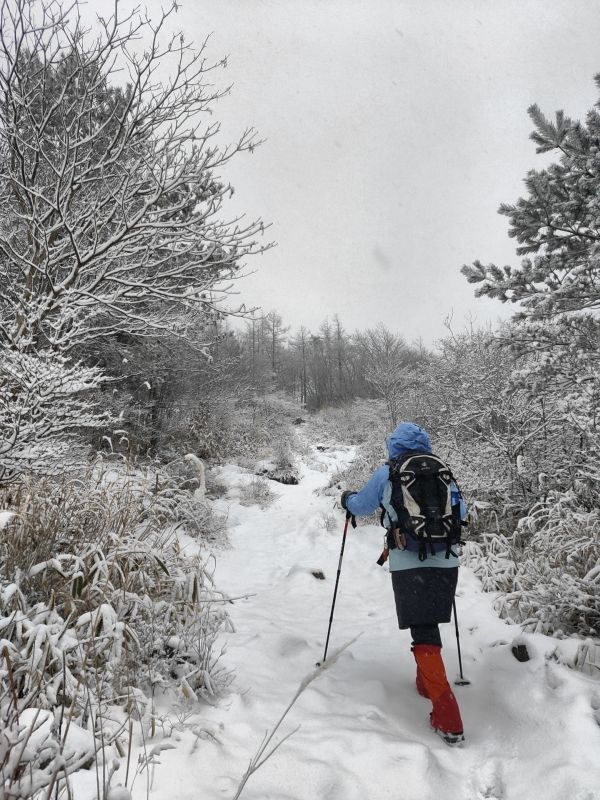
[120,435,600,800]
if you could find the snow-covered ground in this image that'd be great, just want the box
[137,439,600,800]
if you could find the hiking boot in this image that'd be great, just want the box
[430,717,465,746]
[413,644,464,742]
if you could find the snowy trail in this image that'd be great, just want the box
[143,439,600,800]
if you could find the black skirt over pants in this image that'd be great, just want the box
[391,567,458,630]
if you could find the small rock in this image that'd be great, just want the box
[270,473,299,486]
[511,643,530,662]
[311,570,326,580]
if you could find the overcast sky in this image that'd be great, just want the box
[103,0,600,342]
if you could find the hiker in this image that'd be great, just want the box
[340,421,466,745]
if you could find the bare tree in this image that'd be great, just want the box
[0,0,271,353]
[354,324,416,427]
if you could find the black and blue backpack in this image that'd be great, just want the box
[380,451,465,561]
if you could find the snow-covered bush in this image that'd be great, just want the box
[1,470,231,690]
[239,478,279,510]
[465,485,600,637]
[311,399,388,448]
[150,462,228,546]
[0,467,232,796]
[0,694,99,800]
[0,349,110,485]
[170,393,302,471]
[462,534,518,595]
[320,512,337,533]
[271,437,299,484]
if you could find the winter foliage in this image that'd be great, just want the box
[0,0,266,795]
[1,0,600,794]
[0,465,231,797]
[0,351,109,483]
[455,81,600,639]
[0,0,268,354]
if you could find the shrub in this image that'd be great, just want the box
[0,466,232,796]
[309,399,387,448]
[239,478,279,510]
[464,485,600,637]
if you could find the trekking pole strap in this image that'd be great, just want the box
[376,533,389,566]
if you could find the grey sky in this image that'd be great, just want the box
[107,0,600,341]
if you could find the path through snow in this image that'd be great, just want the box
[143,438,600,800]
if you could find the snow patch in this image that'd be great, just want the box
[0,510,16,529]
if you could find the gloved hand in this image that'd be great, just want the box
[340,490,356,511]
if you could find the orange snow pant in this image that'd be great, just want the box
[413,644,463,735]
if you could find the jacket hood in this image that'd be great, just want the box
[386,422,432,459]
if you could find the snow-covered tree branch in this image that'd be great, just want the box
[0,0,271,353]
[0,349,109,482]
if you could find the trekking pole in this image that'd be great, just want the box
[453,598,471,686]
[316,513,352,666]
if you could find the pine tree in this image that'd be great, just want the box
[462,88,600,319]
[461,75,600,398]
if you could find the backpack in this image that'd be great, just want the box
[381,451,464,561]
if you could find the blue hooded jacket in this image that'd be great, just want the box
[345,422,464,571]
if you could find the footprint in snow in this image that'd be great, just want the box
[472,758,505,800]
[361,708,384,722]
[278,635,309,657]
[545,662,564,691]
